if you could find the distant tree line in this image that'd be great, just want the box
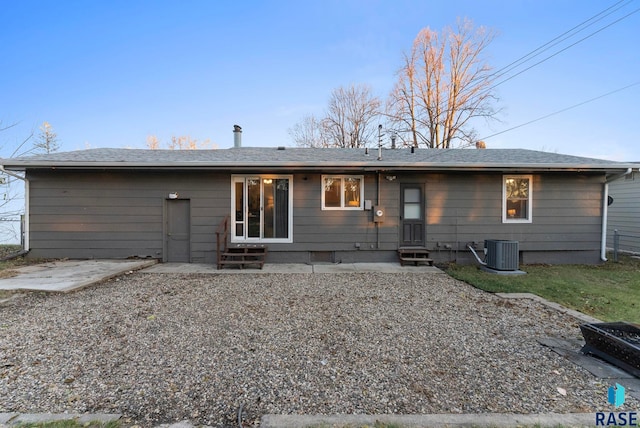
[145,135,217,150]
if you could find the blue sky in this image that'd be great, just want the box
[1,0,639,160]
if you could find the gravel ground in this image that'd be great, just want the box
[0,271,637,427]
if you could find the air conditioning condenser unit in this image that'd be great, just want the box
[485,240,519,271]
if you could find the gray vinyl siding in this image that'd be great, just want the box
[607,173,640,254]
[419,172,603,252]
[26,169,606,264]
[27,170,230,262]
[283,174,395,252]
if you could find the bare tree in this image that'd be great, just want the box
[324,84,381,148]
[33,121,59,154]
[0,120,64,244]
[0,173,26,244]
[146,135,217,150]
[290,84,382,148]
[0,121,32,245]
[387,19,498,148]
[0,121,17,134]
[146,135,160,150]
[0,121,35,158]
[288,115,329,147]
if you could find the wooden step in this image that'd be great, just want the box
[218,257,265,269]
[218,244,268,270]
[399,256,434,266]
[398,248,430,254]
[398,248,434,266]
[225,247,267,253]
[218,259,265,269]
[221,252,266,258]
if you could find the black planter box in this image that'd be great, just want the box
[580,322,640,378]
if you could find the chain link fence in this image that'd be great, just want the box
[0,215,24,248]
[612,229,640,262]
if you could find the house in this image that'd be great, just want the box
[607,169,640,254]
[1,144,637,266]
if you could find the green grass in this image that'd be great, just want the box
[445,254,640,323]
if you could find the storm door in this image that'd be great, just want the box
[400,184,424,246]
[166,199,191,262]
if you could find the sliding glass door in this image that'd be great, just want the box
[231,175,293,243]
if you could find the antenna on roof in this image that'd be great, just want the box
[378,124,383,160]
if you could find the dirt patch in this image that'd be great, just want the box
[0,269,18,279]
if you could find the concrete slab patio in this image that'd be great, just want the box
[0,412,122,426]
[260,412,602,428]
[0,259,157,293]
[0,260,441,295]
[0,411,606,427]
[144,262,443,274]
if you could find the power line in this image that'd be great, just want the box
[477,3,640,140]
[481,81,640,140]
[436,2,638,121]
[492,6,640,88]
[490,0,634,82]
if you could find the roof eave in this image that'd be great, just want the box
[2,160,636,173]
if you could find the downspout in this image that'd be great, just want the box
[601,168,633,261]
[0,166,29,251]
[376,125,382,248]
[376,172,380,249]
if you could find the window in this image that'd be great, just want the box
[403,187,421,219]
[321,175,364,210]
[231,175,293,243]
[503,175,532,223]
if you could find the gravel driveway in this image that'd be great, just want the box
[0,271,633,426]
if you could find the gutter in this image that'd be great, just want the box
[601,168,633,261]
[0,166,29,251]
[2,161,638,172]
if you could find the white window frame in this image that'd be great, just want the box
[502,174,533,223]
[321,175,364,210]
[231,174,294,243]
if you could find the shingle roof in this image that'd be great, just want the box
[1,147,637,172]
